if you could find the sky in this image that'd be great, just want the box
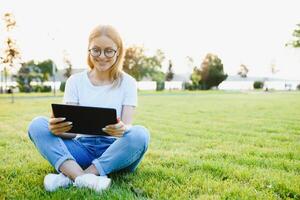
[1,0,300,80]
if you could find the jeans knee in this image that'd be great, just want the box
[28,116,49,141]
[126,125,150,150]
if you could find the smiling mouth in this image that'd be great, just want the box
[97,61,108,65]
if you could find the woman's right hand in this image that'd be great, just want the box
[49,114,73,136]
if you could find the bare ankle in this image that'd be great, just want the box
[59,160,85,181]
[84,164,100,175]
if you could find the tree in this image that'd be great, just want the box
[36,59,56,82]
[165,60,174,81]
[199,53,227,90]
[15,59,56,92]
[286,23,300,48]
[123,46,165,81]
[190,67,202,89]
[63,50,72,79]
[15,61,39,92]
[60,51,73,92]
[237,64,249,78]
[1,13,21,103]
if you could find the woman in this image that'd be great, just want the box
[28,25,150,192]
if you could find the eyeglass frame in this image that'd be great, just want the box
[88,47,118,58]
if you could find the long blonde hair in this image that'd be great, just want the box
[87,25,124,87]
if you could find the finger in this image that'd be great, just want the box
[105,122,123,129]
[50,121,72,130]
[52,124,72,133]
[52,125,73,135]
[103,129,124,136]
[103,126,125,133]
[106,120,123,129]
[49,117,66,125]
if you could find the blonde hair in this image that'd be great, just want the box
[87,25,124,87]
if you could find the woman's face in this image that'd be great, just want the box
[89,36,118,72]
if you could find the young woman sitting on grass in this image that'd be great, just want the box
[28,24,150,192]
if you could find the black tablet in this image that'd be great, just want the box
[51,104,117,135]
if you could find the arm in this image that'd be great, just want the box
[121,105,135,127]
[103,105,136,137]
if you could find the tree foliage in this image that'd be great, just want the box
[190,53,227,90]
[123,46,165,81]
[1,13,21,95]
[286,24,300,48]
[237,64,249,78]
[165,60,174,81]
[63,50,72,79]
[15,59,57,92]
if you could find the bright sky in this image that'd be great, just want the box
[1,0,300,80]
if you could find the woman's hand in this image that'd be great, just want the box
[102,118,129,137]
[49,114,73,136]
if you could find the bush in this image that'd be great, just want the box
[184,82,201,90]
[297,84,300,90]
[17,85,31,93]
[156,81,165,91]
[253,81,264,89]
[41,86,51,92]
[60,81,66,92]
[32,85,51,92]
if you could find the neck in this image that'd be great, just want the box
[89,68,112,85]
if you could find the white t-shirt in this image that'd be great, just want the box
[63,70,137,137]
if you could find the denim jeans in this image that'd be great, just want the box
[28,116,150,176]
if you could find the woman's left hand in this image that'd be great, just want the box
[102,118,127,137]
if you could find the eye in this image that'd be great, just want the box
[92,48,100,52]
[105,48,115,53]
[104,48,117,58]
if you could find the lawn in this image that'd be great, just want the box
[0,91,299,199]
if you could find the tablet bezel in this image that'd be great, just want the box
[51,103,117,135]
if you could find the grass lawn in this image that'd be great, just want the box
[0,91,299,199]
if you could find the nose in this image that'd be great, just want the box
[98,52,106,60]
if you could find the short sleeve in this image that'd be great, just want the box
[63,76,79,104]
[122,77,138,107]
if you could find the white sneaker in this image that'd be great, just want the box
[74,174,111,192]
[44,173,73,192]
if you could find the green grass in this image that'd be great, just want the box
[0,91,299,199]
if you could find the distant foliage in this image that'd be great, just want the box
[237,64,249,78]
[253,81,264,89]
[297,84,300,90]
[15,59,57,92]
[165,60,174,81]
[63,50,73,79]
[123,46,165,81]
[189,53,227,90]
[286,23,300,48]
[60,81,66,92]
[123,46,165,90]
[1,13,21,98]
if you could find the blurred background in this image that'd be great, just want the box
[1,0,300,94]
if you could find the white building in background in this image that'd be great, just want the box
[218,75,300,91]
[137,81,157,90]
[264,81,299,91]
[165,81,183,90]
[219,81,254,90]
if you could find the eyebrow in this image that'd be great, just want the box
[91,45,116,49]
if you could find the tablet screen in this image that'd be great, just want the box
[51,104,117,135]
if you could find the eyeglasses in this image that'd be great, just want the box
[88,48,117,58]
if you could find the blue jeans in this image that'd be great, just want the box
[28,116,150,176]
